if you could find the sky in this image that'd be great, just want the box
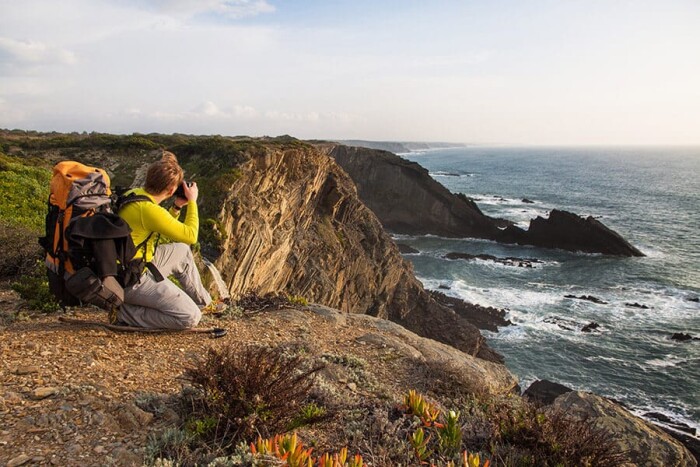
[1,0,699,145]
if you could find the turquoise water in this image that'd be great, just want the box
[397,146,700,430]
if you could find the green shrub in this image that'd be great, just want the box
[0,222,42,278]
[0,153,51,231]
[462,394,628,466]
[11,262,60,313]
[144,428,198,466]
[288,402,327,430]
[287,294,309,307]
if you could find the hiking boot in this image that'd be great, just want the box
[200,300,228,315]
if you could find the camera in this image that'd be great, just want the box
[174,181,194,199]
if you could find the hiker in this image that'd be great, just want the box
[117,151,216,329]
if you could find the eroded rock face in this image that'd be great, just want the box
[552,392,697,467]
[213,145,501,361]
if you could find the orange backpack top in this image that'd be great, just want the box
[42,161,113,277]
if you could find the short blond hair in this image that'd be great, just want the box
[145,150,184,195]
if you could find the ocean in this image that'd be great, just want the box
[396,146,700,431]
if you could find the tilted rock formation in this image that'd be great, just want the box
[206,144,503,361]
[324,144,643,257]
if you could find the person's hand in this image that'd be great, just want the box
[183,181,198,203]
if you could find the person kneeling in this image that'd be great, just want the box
[117,151,213,329]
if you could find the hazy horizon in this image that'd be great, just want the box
[2,1,699,146]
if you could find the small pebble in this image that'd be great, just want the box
[15,366,40,375]
[31,387,59,400]
[7,454,31,467]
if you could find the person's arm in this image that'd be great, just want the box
[141,202,199,245]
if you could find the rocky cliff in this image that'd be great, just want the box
[202,143,503,361]
[325,144,644,257]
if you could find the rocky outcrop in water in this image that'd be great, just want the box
[445,252,542,268]
[324,144,644,257]
[565,294,608,304]
[499,209,645,257]
[429,290,512,332]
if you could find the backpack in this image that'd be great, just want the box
[39,161,152,311]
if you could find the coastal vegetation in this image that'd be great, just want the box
[140,336,626,466]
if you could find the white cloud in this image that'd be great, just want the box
[0,37,77,69]
[193,100,224,117]
[232,105,258,118]
[265,110,320,122]
[145,101,260,121]
[143,0,275,19]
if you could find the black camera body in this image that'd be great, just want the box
[174,181,193,199]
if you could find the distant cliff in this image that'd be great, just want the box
[336,140,466,154]
[325,144,509,239]
[325,144,644,257]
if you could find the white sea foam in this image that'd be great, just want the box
[636,245,667,259]
[429,171,476,178]
[644,356,690,369]
[584,355,633,366]
[633,407,700,434]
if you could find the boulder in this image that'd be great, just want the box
[522,379,573,404]
[396,243,419,254]
[339,310,519,395]
[581,322,601,333]
[429,290,512,332]
[671,333,697,342]
[565,294,608,304]
[552,392,697,466]
[444,252,541,268]
[543,316,575,331]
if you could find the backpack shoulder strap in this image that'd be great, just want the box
[114,192,153,213]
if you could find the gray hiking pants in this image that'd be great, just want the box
[118,243,211,329]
